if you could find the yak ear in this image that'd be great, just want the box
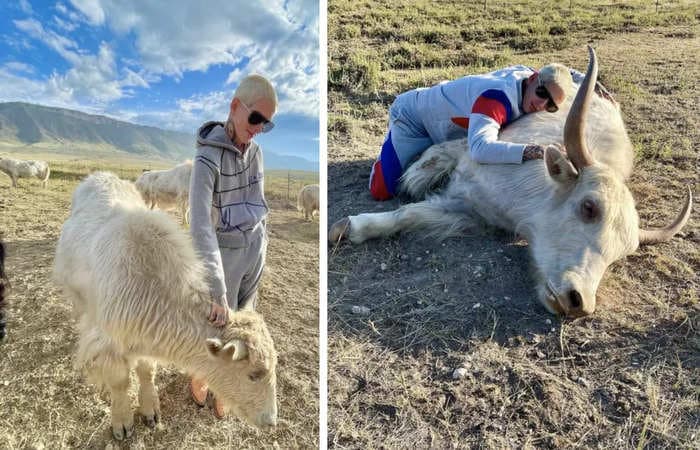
[205,338,224,356]
[545,145,578,184]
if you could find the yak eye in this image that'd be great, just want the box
[248,369,267,382]
[580,198,600,223]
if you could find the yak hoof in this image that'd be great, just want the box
[329,217,351,243]
[112,423,134,440]
[142,412,159,428]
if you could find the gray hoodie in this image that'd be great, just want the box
[189,121,268,301]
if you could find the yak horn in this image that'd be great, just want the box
[229,339,249,361]
[564,45,597,170]
[639,187,693,245]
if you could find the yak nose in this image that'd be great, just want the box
[565,289,595,317]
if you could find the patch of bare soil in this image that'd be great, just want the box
[328,32,699,448]
[0,175,319,448]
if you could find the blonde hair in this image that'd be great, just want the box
[234,74,278,110]
[538,63,574,97]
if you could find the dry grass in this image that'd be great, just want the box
[0,157,319,449]
[328,1,699,447]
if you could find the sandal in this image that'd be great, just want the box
[189,378,208,407]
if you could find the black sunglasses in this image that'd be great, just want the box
[535,84,559,113]
[240,101,275,133]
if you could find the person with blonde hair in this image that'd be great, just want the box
[188,74,277,418]
[368,62,613,200]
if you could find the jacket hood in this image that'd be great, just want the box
[197,121,250,154]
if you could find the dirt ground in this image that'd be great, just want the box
[0,170,319,448]
[328,32,699,448]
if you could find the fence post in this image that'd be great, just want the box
[287,170,291,201]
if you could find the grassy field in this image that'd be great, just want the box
[328,1,698,448]
[0,156,319,448]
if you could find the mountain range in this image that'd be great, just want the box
[0,102,317,171]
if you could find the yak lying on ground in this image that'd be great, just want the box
[298,184,320,220]
[0,157,50,188]
[0,240,7,341]
[134,160,192,224]
[330,47,691,318]
[54,172,278,440]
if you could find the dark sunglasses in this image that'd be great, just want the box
[535,84,559,113]
[240,101,275,133]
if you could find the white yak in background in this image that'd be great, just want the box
[0,157,50,188]
[298,184,320,220]
[135,160,192,224]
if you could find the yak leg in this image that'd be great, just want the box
[136,359,160,428]
[101,352,134,440]
[331,197,475,244]
[62,285,88,319]
[11,175,17,188]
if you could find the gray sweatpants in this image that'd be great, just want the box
[217,225,267,311]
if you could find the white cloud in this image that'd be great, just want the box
[12,16,153,106]
[68,0,105,25]
[14,18,80,63]
[37,42,149,105]
[6,0,318,132]
[18,0,33,14]
[122,68,149,89]
[56,2,82,23]
[53,15,78,32]
[3,62,35,74]
[67,0,319,116]
[0,68,46,103]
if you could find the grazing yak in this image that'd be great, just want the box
[0,157,50,188]
[298,184,320,220]
[134,160,192,224]
[0,240,7,341]
[54,172,278,440]
[330,47,692,318]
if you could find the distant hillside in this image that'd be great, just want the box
[0,102,317,171]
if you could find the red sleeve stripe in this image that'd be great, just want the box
[471,89,513,125]
[450,117,469,129]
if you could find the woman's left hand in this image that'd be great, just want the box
[209,300,229,327]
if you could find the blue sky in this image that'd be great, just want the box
[0,0,319,162]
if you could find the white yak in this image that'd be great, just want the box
[54,172,278,440]
[135,160,192,224]
[298,184,320,220]
[330,47,691,318]
[0,157,50,188]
